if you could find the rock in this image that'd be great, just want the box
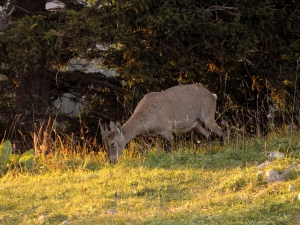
[38,215,46,224]
[106,209,116,215]
[264,163,297,184]
[286,163,298,170]
[257,171,264,176]
[265,169,283,183]
[257,161,271,170]
[280,163,298,179]
[268,151,284,160]
[289,184,296,192]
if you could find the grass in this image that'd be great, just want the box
[1,131,300,224]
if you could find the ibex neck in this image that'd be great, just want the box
[121,116,144,143]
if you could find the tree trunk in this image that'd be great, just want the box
[15,71,52,124]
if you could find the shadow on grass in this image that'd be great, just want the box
[118,132,300,171]
[119,144,266,171]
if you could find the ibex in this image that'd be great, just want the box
[101,84,223,162]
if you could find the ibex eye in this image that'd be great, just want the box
[111,142,115,147]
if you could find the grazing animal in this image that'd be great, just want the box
[101,84,223,162]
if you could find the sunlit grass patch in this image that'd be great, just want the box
[1,130,300,224]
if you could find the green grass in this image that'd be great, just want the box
[1,133,300,224]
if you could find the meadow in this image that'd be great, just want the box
[1,130,300,224]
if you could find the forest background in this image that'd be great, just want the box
[0,0,300,151]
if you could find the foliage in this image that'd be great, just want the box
[61,0,300,132]
[65,0,300,98]
[0,140,12,176]
[0,0,124,142]
[9,149,34,172]
[18,149,34,172]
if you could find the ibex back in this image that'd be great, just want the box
[101,84,223,162]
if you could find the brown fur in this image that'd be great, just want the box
[101,84,223,162]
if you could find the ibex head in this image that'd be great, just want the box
[100,121,126,162]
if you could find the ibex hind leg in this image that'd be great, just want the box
[194,122,211,143]
[206,122,224,145]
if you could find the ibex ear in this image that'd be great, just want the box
[116,121,122,135]
[100,122,109,136]
[109,121,117,131]
[109,121,123,135]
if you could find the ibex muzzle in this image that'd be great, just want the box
[101,84,223,162]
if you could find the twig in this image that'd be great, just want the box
[15,6,48,14]
[204,5,238,16]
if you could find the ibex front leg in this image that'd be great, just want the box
[158,132,172,153]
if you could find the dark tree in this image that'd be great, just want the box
[0,0,300,147]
